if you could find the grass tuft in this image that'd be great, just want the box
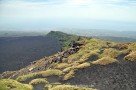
[63,70,75,80]
[39,69,63,77]
[16,69,63,83]
[92,56,118,65]
[29,78,48,85]
[128,43,136,51]
[55,63,70,69]
[124,51,136,61]
[16,73,38,82]
[62,67,73,73]
[0,79,33,90]
[50,85,96,90]
[75,62,91,69]
[101,48,119,58]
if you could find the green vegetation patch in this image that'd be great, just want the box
[39,69,63,77]
[0,79,33,90]
[16,69,63,83]
[16,73,38,82]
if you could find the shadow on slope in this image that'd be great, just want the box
[0,36,61,73]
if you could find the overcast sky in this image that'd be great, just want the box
[0,0,136,31]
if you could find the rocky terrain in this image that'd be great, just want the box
[0,31,136,90]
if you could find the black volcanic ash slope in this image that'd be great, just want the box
[0,31,80,73]
[0,35,61,73]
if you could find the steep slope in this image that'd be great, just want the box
[0,32,136,90]
[0,36,61,73]
[0,31,80,73]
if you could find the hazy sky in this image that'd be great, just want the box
[0,0,136,31]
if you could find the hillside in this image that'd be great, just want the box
[0,31,136,90]
[0,31,80,73]
[0,36,61,73]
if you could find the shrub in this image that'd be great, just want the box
[0,79,33,90]
[92,56,118,65]
[124,51,136,61]
[39,69,63,77]
[16,73,38,82]
[29,78,48,85]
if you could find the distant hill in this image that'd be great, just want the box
[57,28,136,39]
[46,31,80,50]
[94,36,136,42]
[0,31,46,37]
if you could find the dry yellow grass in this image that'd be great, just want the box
[39,69,63,77]
[119,49,130,55]
[62,67,74,73]
[124,51,136,61]
[55,63,70,69]
[63,70,75,80]
[16,69,63,82]
[128,43,136,51]
[112,43,128,50]
[50,85,96,90]
[77,51,99,63]
[92,56,118,65]
[29,78,48,85]
[66,38,105,63]
[16,73,38,82]
[75,62,91,69]
[101,48,119,58]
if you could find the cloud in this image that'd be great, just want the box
[1,0,136,7]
